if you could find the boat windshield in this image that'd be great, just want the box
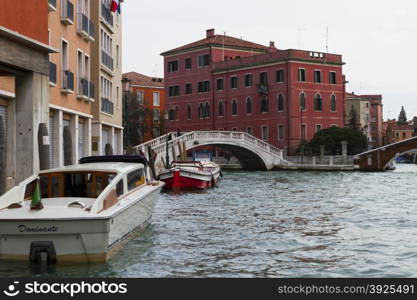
[39,171,117,199]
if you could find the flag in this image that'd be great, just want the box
[117,1,121,14]
[30,180,43,210]
[110,0,119,12]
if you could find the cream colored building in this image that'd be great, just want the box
[48,0,94,168]
[90,0,123,156]
[345,93,371,142]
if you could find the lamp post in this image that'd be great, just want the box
[164,112,169,168]
[122,76,131,154]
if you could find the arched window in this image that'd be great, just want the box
[169,108,176,120]
[299,93,306,110]
[187,104,192,119]
[246,97,252,114]
[218,101,224,117]
[175,106,179,120]
[198,103,204,119]
[330,95,336,112]
[277,94,284,111]
[232,99,238,115]
[261,96,269,113]
[314,94,322,111]
[205,102,210,118]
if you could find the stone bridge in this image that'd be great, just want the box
[354,136,417,171]
[133,131,292,174]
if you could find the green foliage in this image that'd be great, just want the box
[398,106,407,125]
[348,105,359,130]
[307,126,368,155]
[124,91,165,147]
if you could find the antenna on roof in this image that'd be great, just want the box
[153,64,158,78]
[222,30,230,61]
[325,26,329,53]
[297,28,306,49]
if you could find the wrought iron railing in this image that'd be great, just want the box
[62,70,74,91]
[49,62,57,85]
[101,98,114,115]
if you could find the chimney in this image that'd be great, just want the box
[269,41,275,48]
[206,28,215,38]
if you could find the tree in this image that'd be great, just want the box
[398,106,407,125]
[308,126,368,155]
[348,105,359,130]
[124,91,165,148]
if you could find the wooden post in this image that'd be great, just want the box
[38,123,50,171]
[0,116,6,195]
[63,126,73,166]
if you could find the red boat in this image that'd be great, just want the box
[158,161,221,189]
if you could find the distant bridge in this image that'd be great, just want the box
[133,131,292,174]
[354,136,417,171]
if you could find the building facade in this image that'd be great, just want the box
[90,0,123,156]
[162,29,346,154]
[48,0,95,168]
[363,95,383,148]
[383,119,414,145]
[123,72,165,144]
[0,0,54,191]
[345,93,383,148]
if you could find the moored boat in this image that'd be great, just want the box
[159,161,221,189]
[0,155,164,263]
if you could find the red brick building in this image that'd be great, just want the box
[162,29,346,153]
[123,72,165,142]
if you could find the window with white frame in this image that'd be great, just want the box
[261,126,268,141]
[153,92,160,107]
[278,125,285,140]
[136,90,144,105]
[153,109,160,124]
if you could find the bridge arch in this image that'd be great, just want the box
[382,149,417,170]
[354,136,417,171]
[188,142,269,171]
[133,131,291,174]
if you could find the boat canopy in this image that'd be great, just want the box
[79,155,149,166]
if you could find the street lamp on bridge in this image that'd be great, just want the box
[164,112,169,168]
[122,76,131,154]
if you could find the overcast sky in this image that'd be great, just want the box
[122,0,417,120]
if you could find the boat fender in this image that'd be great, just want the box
[211,174,215,187]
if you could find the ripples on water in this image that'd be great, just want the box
[1,164,417,278]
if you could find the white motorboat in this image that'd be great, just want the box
[0,156,164,263]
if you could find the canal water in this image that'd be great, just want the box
[1,164,417,278]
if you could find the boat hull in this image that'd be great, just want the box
[159,168,221,189]
[0,187,161,263]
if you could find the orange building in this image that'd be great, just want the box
[383,119,414,145]
[123,72,165,143]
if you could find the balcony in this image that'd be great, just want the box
[77,13,95,41]
[48,0,57,11]
[77,78,94,100]
[101,98,114,115]
[49,62,57,86]
[257,84,269,95]
[101,50,114,71]
[61,70,74,94]
[61,0,74,25]
[101,2,114,30]
[89,81,95,100]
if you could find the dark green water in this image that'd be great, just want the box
[1,164,417,278]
